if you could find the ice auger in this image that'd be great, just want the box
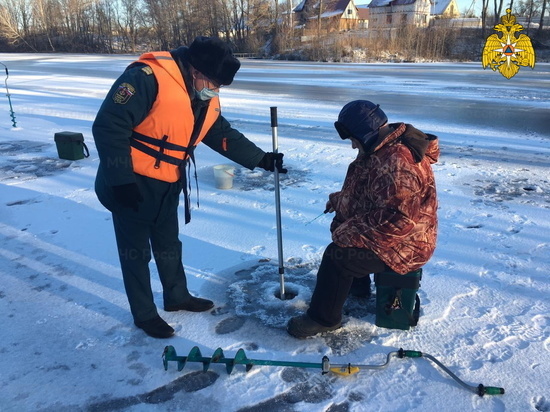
[162,346,505,397]
[1,62,16,127]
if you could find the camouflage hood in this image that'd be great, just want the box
[367,123,439,165]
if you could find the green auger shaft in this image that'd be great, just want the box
[162,346,505,397]
[163,345,327,375]
[1,64,16,128]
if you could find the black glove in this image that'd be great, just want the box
[112,183,143,212]
[257,152,287,173]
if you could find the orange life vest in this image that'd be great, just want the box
[130,51,220,183]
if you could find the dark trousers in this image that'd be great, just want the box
[112,176,191,322]
[307,242,386,327]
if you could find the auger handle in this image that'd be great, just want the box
[477,384,505,396]
[270,106,278,127]
[398,349,422,358]
[398,349,505,397]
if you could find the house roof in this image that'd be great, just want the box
[328,0,355,12]
[294,0,356,14]
[294,0,307,12]
[368,0,417,7]
[432,0,453,14]
[357,6,370,18]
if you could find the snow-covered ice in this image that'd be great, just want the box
[0,54,549,412]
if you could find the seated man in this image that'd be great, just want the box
[287,100,439,338]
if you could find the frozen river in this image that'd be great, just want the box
[234,60,550,137]
[3,54,549,136]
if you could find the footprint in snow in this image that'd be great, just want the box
[6,198,41,206]
[215,316,246,335]
[210,305,231,316]
[533,396,550,412]
[86,371,220,410]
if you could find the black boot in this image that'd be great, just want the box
[287,314,341,339]
[164,296,214,312]
[134,315,175,338]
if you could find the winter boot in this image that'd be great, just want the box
[135,315,175,339]
[164,296,214,312]
[287,314,341,339]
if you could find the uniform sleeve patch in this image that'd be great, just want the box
[113,83,136,104]
[141,66,153,75]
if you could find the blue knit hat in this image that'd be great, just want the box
[334,100,388,147]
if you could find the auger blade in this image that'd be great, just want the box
[211,348,230,374]
[188,346,211,372]
[187,346,202,360]
[162,345,187,371]
[211,347,225,362]
[234,348,253,372]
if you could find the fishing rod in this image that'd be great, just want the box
[163,345,504,397]
[305,208,331,226]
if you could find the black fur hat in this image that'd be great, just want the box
[183,36,240,86]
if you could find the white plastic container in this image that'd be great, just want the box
[213,164,235,189]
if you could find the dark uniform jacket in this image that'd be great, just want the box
[92,49,265,213]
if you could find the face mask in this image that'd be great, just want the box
[195,87,219,101]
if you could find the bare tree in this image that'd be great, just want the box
[143,0,171,49]
[481,0,490,38]
[115,0,145,52]
[493,0,505,24]
[0,0,37,50]
[93,0,115,52]
[242,0,271,53]
[226,0,248,45]
[537,0,547,34]
[317,0,322,37]
[277,0,295,51]
[525,0,536,35]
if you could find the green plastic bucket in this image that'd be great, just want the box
[374,269,422,330]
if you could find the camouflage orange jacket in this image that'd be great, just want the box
[329,123,439,274]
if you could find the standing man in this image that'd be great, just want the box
[93,36,286,339]
[287,100,438,338]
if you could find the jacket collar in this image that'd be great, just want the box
[363,123,439,163]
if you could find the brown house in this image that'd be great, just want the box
[293,0,362,33]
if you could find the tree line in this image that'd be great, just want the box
[480,0,548,38]
[0,0,547,58]
[0,0,284,53]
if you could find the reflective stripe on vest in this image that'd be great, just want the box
[130,51,221,183]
